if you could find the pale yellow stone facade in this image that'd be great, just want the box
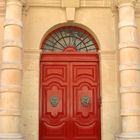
[0,0,140,140]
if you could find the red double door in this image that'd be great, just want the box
[40,51,100,140]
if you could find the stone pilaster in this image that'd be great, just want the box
[0,0,24,139]
[117,0,140,139]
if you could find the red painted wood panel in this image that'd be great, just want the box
[39,50,100,140]
[70,62,100,140]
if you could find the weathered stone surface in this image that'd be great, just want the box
[0,0,140,140]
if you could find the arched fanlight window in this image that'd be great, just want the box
[42,26,98,52]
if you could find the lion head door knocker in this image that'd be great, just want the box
[50,96,59,107]
[81,96,90,107]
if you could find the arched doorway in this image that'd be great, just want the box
[39,26,101,140]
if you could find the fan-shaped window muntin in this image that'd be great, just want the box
[42,27,98,52]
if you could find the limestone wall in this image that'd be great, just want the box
[1,0,140,140]
[21,0,121,140]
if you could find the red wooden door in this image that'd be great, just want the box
[39,49,100,140]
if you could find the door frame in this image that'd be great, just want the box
[40,47,99,62]
[39,47,101,140]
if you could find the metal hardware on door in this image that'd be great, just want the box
[50,96,59,107]
[81,96,90,107]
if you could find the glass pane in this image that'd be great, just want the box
[42,27,97,52]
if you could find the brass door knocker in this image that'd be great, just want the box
[81,96,90,107]
[50,96,59,107]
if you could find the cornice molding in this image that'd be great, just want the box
[24,48,41,54]
[80,0,111,7]
[26,0,61,8]
[117,0,136,6]
[114,0,140,17]
[24,0,112,9]
[62,0,80,8]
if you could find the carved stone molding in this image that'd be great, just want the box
[121,108,140,116]
[80,0,111,7]
[66,8,76,21]
[119,41,139,49]
[115,0,140,16]
[24,48,41,53]
[99,50,116,60]
[7,0,23,7]
[3,39,23,48]
[119,64,140,71]
[117,0,136,6]
[118,21,136,28]
[0,133,23,139]
[135,0,140,15]
[120,85,140,93]
[25,0,112,10]
[0,84,22,93]
[0,63,22,70]
[0,0,5,16]
[26,0,61,8]
[4,18,23,28]
[62,0,80,7]
[117,133,140,140]
[0,108,21,116]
